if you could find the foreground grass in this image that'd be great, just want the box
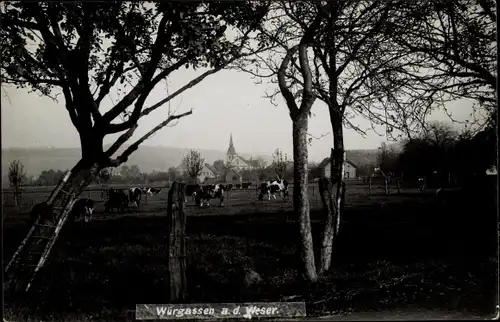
[3,190,497,321]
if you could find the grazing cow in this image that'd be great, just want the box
[68,198,95,223]
[258,179,289,201]
[128,187,143,208]
[417,177,426,192]
[214,184,225,206]
[185,184,201,204]
[105,189,129,213]
[30,198,96,225]
[30,202,54,225]
[195,184,225,207]
[147,187,162,195]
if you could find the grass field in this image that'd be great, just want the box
[3,181,497,321]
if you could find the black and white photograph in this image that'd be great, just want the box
[2,1,498,321]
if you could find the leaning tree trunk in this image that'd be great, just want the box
[46,159,104,211]
[318,116,346,274]
[46,133,108,208]
[292,113,318,282]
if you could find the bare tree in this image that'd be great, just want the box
[384,0,497,130]
[8,160,26,206]
[271,148,290,179]
[236,0,471,280]
[1,2,271,205]
[213,160,227,173]
[183,150,205,184]
[240,5,325,282]
[376,142,399,176]
[421,121,459,148]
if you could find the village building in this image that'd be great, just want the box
[197,164,219,183]
[226,133,260,171]
[176,133,263,183]
[318,157,358,179]
[224,168,243,184]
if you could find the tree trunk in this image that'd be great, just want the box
[292,113,317,282]
[318,116,346,274]
[45,133,106,208]
[46,159,103,215]
[331,119,346,237]
[318,173,334,275]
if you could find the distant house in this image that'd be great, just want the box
[225,168,243,184]
[198,163,219,183]
[318,158,358,179]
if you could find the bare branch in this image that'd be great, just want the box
[278,45,300,117]
[140,62,227,119]
[107,110,193,166]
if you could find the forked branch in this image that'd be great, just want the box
[106,110,193,167]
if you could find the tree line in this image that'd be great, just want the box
[7,147,303,188]
[375,121,496,187]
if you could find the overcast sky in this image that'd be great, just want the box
[1,67,477,162]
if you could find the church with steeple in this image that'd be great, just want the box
[226,133,258,171]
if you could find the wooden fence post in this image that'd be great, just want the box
[166,182,187,302]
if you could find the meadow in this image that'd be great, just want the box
[3,181,497,321]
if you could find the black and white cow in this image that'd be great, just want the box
[147,187,162,195]
[30,198,95,224]
[195,184,225,207]
[128,187,143,208]
[68,198,95,223]
[186,184,202,204]
[105,189,129,213]
[258,179,289,201]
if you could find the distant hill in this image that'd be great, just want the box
[1,146,378,178]
[1,145,273,177]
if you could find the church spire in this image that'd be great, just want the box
[227,133,236,157]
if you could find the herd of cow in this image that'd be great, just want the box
[29,187,163,225]
[103,187,162,213]
[29,179,290,225]
[185,178,290,207]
